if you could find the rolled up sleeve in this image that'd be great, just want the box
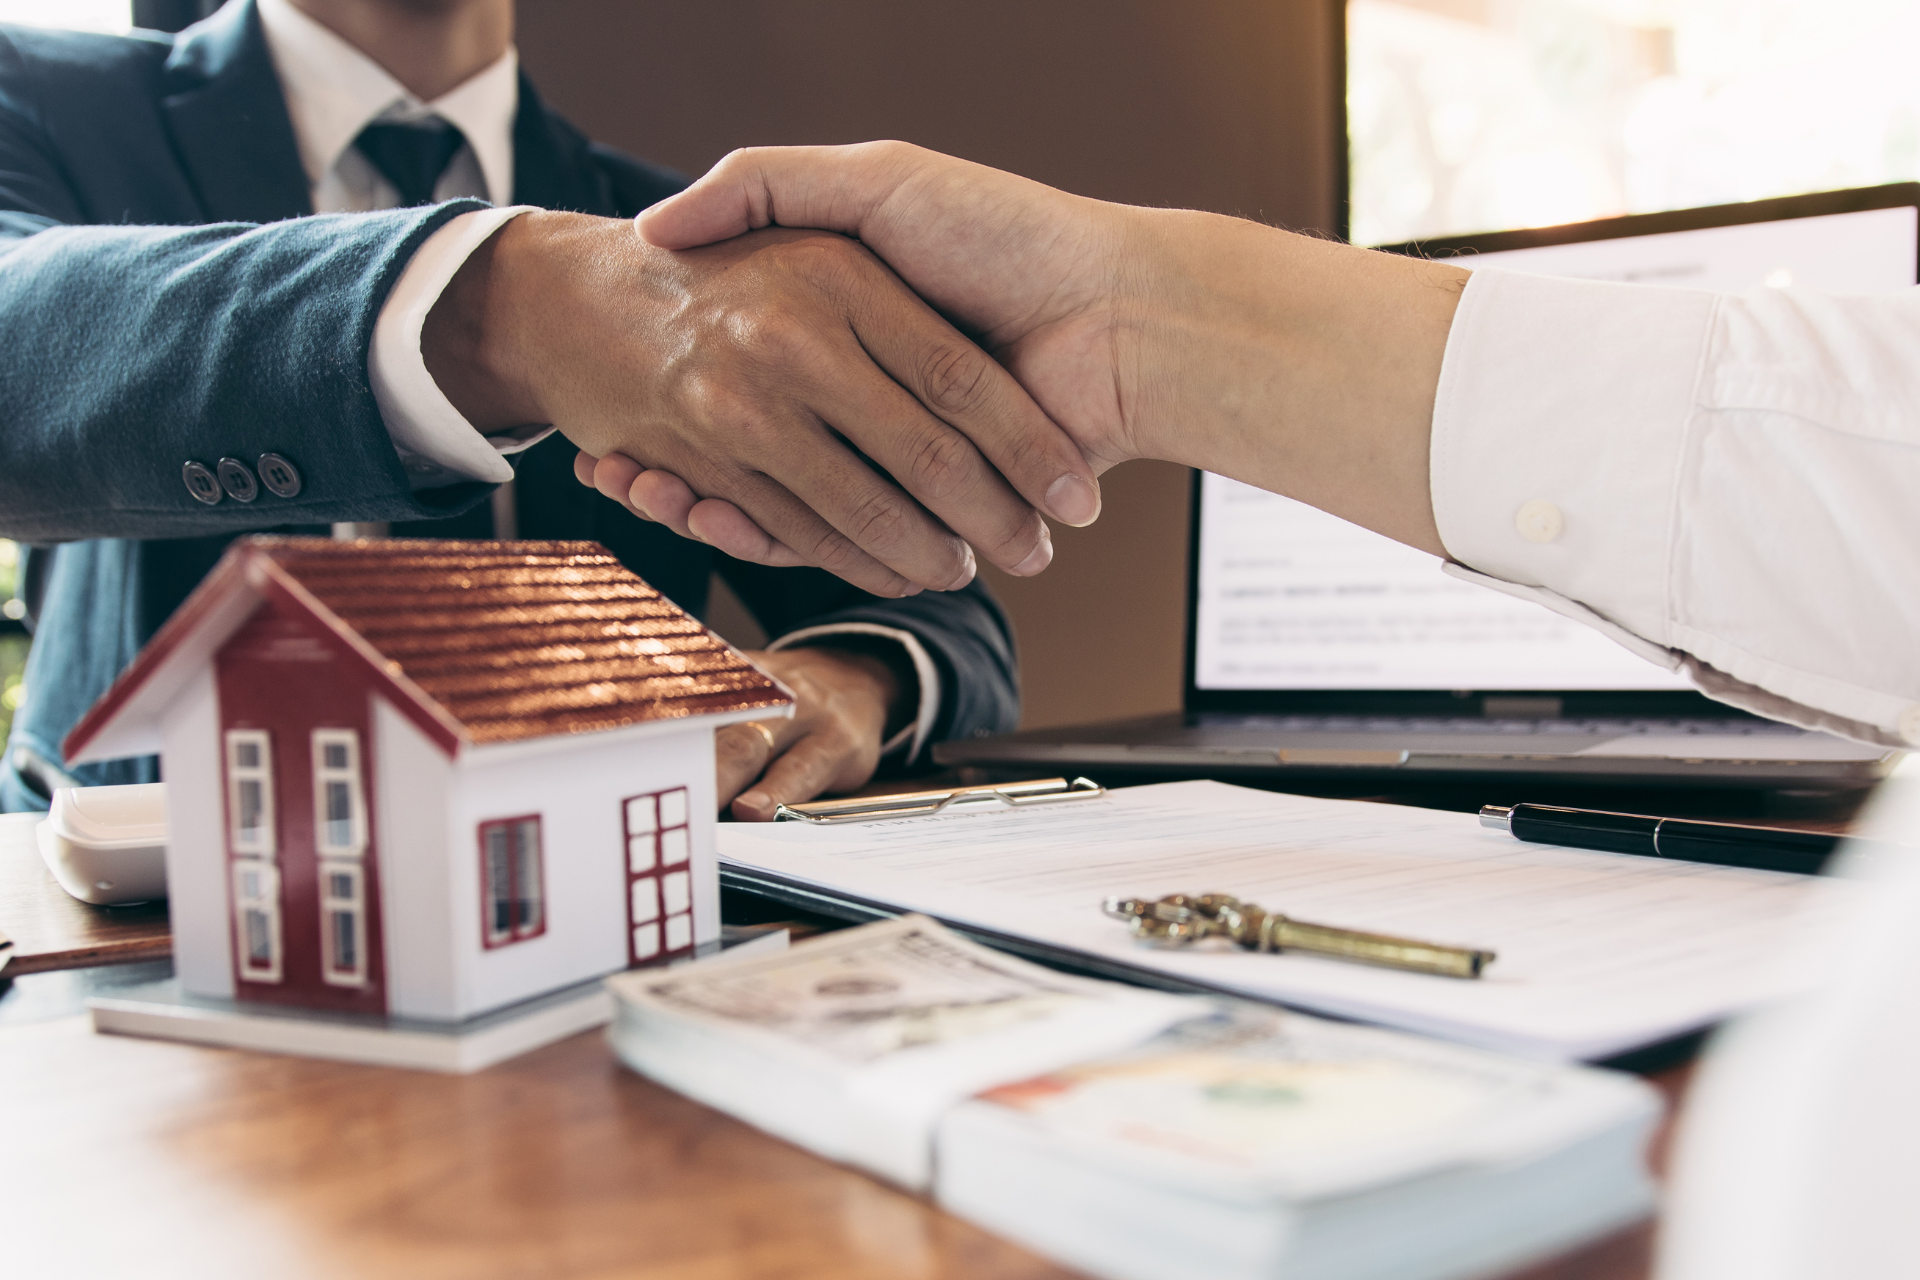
[1430,269,1920,747]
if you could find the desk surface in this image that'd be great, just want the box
[0,779,1858,1280]
[0,812,170,973]
[0,1010,1686,1280]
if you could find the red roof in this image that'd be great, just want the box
[65,538,792,762]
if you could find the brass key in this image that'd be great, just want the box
[1102,892,1496,979]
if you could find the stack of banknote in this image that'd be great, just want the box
[608,916,1658,1280]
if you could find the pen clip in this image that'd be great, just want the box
[773,776,1105,824]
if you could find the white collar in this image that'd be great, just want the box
[255,0,518,207]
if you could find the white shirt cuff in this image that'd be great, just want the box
[368,206,557,490]
[1429,268,1716,647]
[767,623,942,764]
[1430,268,1920,747]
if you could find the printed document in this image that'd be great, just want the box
[719,781,1851,1060]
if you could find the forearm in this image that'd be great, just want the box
[0,208,491,542]
[1114,209,1463,554]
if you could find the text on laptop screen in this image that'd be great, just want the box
[1192,204,1919,692]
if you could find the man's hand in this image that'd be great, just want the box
[641,142,1141,471]
[421,210,1104,596]
[716,646,904,821]
[628,141,1467,559]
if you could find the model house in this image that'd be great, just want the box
[64,537,792,1024]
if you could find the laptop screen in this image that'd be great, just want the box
[1190,191,1919,699]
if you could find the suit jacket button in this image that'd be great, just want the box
[216,458,260,503]
[183,460,223,505]
[258,452,303,498]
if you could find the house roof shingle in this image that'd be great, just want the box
[64,537,792,764]
[262,538,790,745]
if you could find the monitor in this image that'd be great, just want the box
[1187,186,1920,708]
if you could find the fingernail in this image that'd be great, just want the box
[1045,473,1101,527]
[735,789,772,818]
[1009,533,1054,577]
[946,543,977,592]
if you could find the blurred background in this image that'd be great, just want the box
[2,0,1915,746]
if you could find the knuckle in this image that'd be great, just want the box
[743,309,821,367]
[844,490,915,553]
[715,726,760,764]
[988,420,1051,477]
[678,371,734,425]
[918,341,999,420]
[804,527,910,594]
[804,525,867,573]
[860,139,914,168]
[776,235,870,298]
[901,427,981,506]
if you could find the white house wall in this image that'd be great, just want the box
[372,697,457,1021]
[448,724,720,1019]
[157,665,231,1000]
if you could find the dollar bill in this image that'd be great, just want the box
[633,916,1097,1063]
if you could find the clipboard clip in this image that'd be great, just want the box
[774,776,1105,824]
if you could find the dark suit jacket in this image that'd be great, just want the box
[0,1,1017,809]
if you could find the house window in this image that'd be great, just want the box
[231,858,282,983]
[319,861,368,986]
[311,729,366,857]
[478,816,545,948]
[621,787,693,964]
[225,729,275,855]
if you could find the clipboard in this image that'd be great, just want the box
[715,860,1232,1000]
[773,776,1104,824]
[745,775,1208,993]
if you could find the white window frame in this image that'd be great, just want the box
[621,786,693,966]
[224,729,276,857]
[479,816,546,948]
[318,860,369,988]
[310,728,367,859]
[231,858,283,984]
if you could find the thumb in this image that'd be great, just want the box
[636,141,925,250]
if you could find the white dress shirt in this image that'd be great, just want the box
[254,0,940,761]
[1431,269,1920,747]
[257,0,537,488]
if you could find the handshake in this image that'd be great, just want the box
[424,142,1471,596]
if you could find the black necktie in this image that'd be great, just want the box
[354,119,468,207]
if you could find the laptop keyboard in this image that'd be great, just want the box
[1215,716,1806,738]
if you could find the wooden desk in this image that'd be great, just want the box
[0,779,1856,1279]
[0,812,170,974]
[0,1012,1686,1280]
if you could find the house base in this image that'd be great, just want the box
[89,926,791,1072]
[89,976,616,1073]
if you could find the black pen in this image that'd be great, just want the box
[1478,803,1843,876]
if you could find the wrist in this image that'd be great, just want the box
[422,210,572,433]
[809,643,909,737]
[1122,210,1462,553]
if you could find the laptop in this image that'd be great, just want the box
[937,184,1918,789]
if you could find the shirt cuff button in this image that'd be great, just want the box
[1897,705,1920,747]
[216,458,260,503]
[183,460,223,506]
[258,453,303,498]
[1515,499,1565,544]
